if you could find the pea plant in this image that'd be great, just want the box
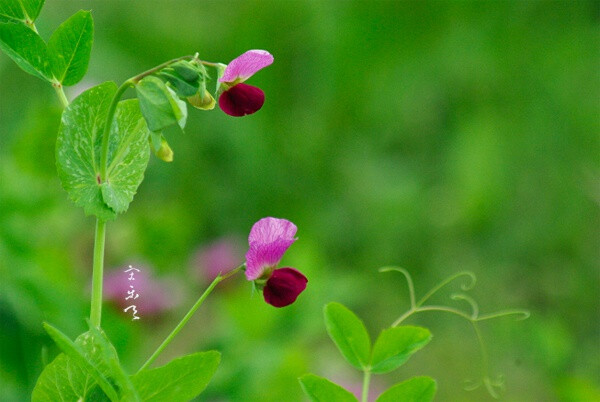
[0,2,528,401]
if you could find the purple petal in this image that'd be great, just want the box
[219,50,274,83]
[263,268,308,307]
[245,240,295,280]
[219,83,265,117]
[249,217,297,245]
[245,217,298,280]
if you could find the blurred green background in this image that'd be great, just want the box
[1,1,599,401]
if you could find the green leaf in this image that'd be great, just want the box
[100,99,151,213]
[31,353,109,402]
[56,82,150,220]
[159,70,199,97]
[0,21,51,81]
[34,322,142,401]
[299,374,358,402]
[170,60,200,82]
[86,323,140,401]
[0,0,44,23]
[323,302,371,370]
[41,323,119,401]
[131,351,220,402]
[48,9,93,86]
[136,75,187,131]
[374,376,437,402]
[370,326,432,374]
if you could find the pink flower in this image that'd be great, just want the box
[245,217,307,307]
[103,264,176,316]
[218,50,273,117]
[192,237,242,283]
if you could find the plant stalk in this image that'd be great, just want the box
[137,264,244,372]
[90,219,106,327]
[53,83,69,108]
[361,370,371,402]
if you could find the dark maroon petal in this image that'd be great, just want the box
[263,267,308,308]
[219,83,265,117]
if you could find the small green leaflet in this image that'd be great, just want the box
[370,326,432,374]
[0,0,44,24]
[0,21,51,81]
[299,374,358,402]
[323,302,371,370]
[374,376,437,402]
[48,10,93,86]
[56,82,150,221]
[131,351,220,402]
[135,75,187,132]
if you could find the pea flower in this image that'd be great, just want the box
[245,217,307,307]
[218,50,274,117]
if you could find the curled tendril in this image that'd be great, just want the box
[417,271,476,306]
[451,293,479,319]
[383,268,529,399]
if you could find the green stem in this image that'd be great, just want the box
[53,83,69,108]
[361,370,371,402]
[137,264,245,372]
[90,219,106,327]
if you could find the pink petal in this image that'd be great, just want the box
[219,49,274,83]
[245,240,295,280]
[219,83,265,117]
[263,268,308,307]
[245,217,297,280]
[249,217,297,245]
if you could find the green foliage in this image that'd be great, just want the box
[375,376,436,402]
[135,75,187,132]
[323,302,371,370]
[318,303,436,402]
[0,22,51,81]
[48,10,93,86]
[370,326,431,374]
[39,323,119,400]
[131,351,221,402]
[298,374,357,402]
[33,322,141,401]
[35,322,221,401]
[0,0,44,23]
[56,82,150,220]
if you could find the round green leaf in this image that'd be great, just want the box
[48,10,94,86]
[323,302,371,370]
[375,376,437,402]
[370,326,432,374]
[56,81,150,221]
[299,374,358,402]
